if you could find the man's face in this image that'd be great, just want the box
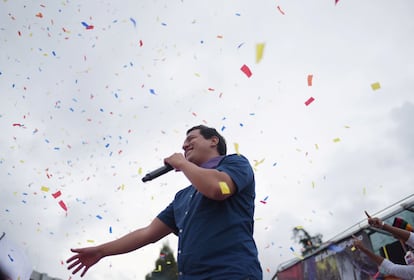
[182,129,217,165]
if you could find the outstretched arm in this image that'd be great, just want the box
[352,237,384,266]
[365,212,410,242]
[67,218,173,277]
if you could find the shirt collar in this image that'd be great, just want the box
[200,155,225,169]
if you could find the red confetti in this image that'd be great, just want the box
[139,40,143,47]
[12,123,23,127]
[35,12,43,18]
[86,25,94,30]
[52,190,62,199]
[58,200,67,211]
[277,6,285,15]
[304,97,315,106]
[240,64,252,78]
[307,74,313,86]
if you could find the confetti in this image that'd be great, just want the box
[81,21,94,30]
[130,17,137,27]
[333,138,341,143]
[307,74,313,86]
[58,200,67,211]
[277,6,286,15]
[41,186,50,192]
[256,43,265,63]
[304,97,315,106]
[240,64,252,78]
[219,182,231,194]
[52,190,62,199]
[234,143,240,155]
[371,82,381,90]
[260,196,269,204]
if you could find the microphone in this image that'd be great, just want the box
[142,164,174,182]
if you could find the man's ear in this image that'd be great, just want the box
[210,136,219,147]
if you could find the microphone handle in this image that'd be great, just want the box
[142,164,173,182]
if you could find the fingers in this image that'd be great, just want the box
[71,263,85,275]
[81,266,90,277]
[66,254,79,264]
[67,259,81,270]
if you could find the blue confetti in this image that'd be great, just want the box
[130,17,136,27]
[149,89,156,95]
[105,143,110,148]
[96,215,102,220]
[81,21,89,27]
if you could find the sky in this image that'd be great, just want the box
[1,0,414,279]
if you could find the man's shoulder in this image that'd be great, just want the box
[220,154,250,165]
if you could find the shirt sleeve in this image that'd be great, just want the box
[406,232,414,248]
[216,154,254,193]
[379,258,414,279]
[156,202,179,235]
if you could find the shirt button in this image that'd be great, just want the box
[178,250,181,254]
[179,272,183,276]
[185,211,188,215]
[179,229,183,233]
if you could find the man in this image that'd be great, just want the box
[353,215,414,279]
[67,125,262,279]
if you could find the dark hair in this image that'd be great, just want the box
[187,125,227,155]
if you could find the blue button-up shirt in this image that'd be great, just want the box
[157,154,262,279]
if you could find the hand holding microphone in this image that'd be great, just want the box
[141,153,186,182]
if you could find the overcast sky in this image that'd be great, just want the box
[1,0,414,279]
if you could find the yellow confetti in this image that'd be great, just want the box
[371,82,381,90]
[138,167,142,175]
[333,138,341,143]
[256,43,265,63]
[293,252,304,259]
[253,158,265,167]
[219,181,231,194]
[363,187,366,195]
[234,142,240,155]
[315,144,319,150]
[41,186,50,192]
[87,240,94,243]
[351,246,356,251]
[312,181,315,188]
